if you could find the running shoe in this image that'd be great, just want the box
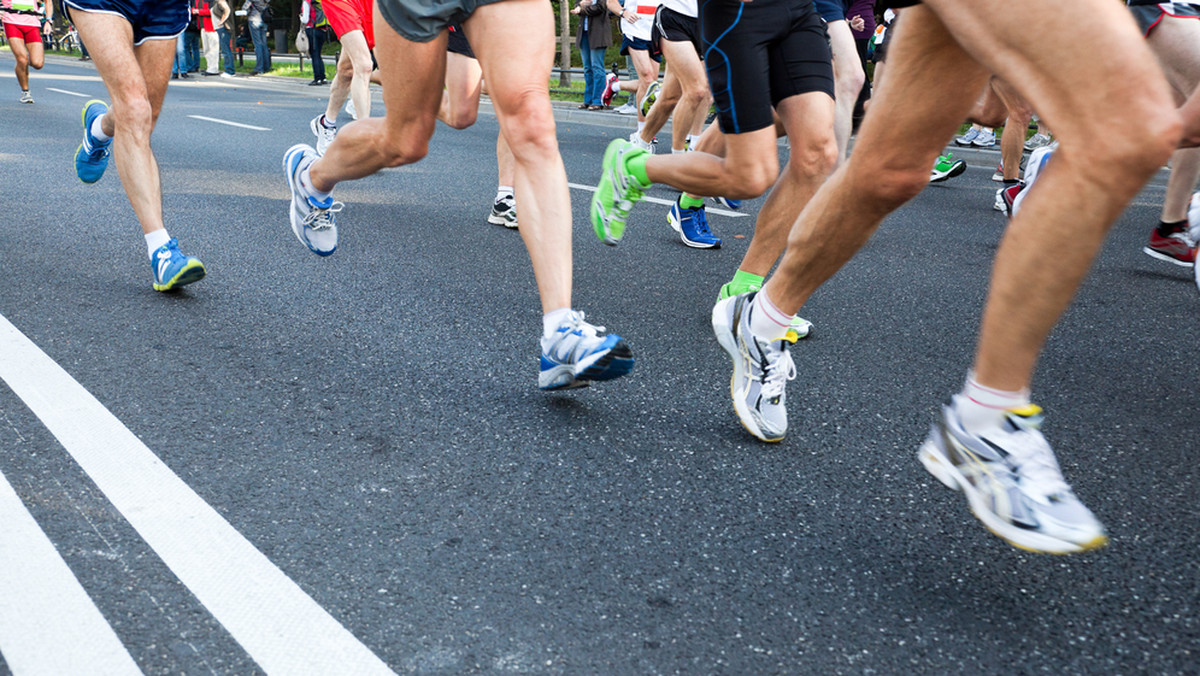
[667,200,721,249]
[954,127,980,146]
[539,311,634,390]
[150,238,207,292]
[1142,228,1196,266]
[991,161,1005,182]
[344,97,357,120]
[310,114,337,156]
[998,182,1023,218]
[713,196,742,210]
[639,80,660,117]
[1024,132,1052,151]
[918,402,1108,554]
[601,73,619,106]
[972,128,996,147]
[75,99,112,184]
[993,187,1007,212]
[591,139,647,246]
[1011,145,1054,216]
[717,279,812,340]
[283,143,342,256]
[628,130,654,153]
[614,102,637,115]
[488,194,518,229]
[929,154,966,183]
[19,89,33,104]
[712,293,797,443]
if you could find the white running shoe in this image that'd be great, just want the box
[993,187,1007,212]
[488,194,518,229]
[1011,144,1056,216]
[628,130,654,153]
[919,402,1107,554]
[539,311,634,390]
[283,143,342,256]
[712,293,797,443]
[344,97,357,120]
[19,89,33,104]
[310,115,337,156]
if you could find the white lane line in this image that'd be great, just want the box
[47,87,90,98]
[568,182,747,217]
[0,314,395,676]
[187,115,270,131]
[0,468,142,675]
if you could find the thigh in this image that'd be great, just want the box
[5,32,29,61]
[444,49,482,109]
[925,0,1172,144]
[630,47,657,79]
[25,35,43,65]
[767,5,834,106]
[660,38,704,92]
[372,3,447,137]
[463,0,555,108]
[1146,13,1200,103]
[133,36,177,119]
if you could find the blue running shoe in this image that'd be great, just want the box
[668,200,721,249]
[75,99,111,184]
[713,196,742,210]
[151,238,206,292]
[283,143,342,256]
[539,311,634,390]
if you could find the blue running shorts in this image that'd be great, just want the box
[64,0,188,45]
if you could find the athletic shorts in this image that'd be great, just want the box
[1128,2,1200,36]
[447,23,474,58]
[323,0,374,48]
[2,20,39,43]
[812,0,846,23]
[701,0,833,134]
[620,34,660,61]
[651,5,702,60]
[63,0,187,45]
[377,0,505,43]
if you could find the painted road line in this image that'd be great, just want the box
[0,468,142,675]
[567,182,746,217]
[0,314,395,676]
[187,115,270,131]
[46,87,90,98]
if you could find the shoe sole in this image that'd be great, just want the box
[487,210,519,229]
[283,143,337,256]
[76,100,109,184]
[539,340,635,390]
[712,298,784,443]
[153,259,206,292]
[917,435,1108,555]
[592,139,629,246]
[1142,246,1195,267]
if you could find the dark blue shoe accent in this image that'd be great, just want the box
[75,99,111,184]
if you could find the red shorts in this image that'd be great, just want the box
[3,21,41,44]
[322,0,375,49]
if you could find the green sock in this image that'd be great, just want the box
[679,194,704,209]
[624,152,651,188]
[731,269,764,290]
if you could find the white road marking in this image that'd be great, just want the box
[187,115,270,131]
[0,314,395,675]
[0,469,143,675]
[47,87,90,98]
[568,182,747,217]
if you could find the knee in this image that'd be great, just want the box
[682,85,707,108]
[379,126,432,166]
[835,61,865,93]
[112,97,155,138]
[29,56,44,70]
[787,133,839,183]
[725,155,779,199]
[14,53,28,69]
[444,107,478,130]
[862,165,928,209]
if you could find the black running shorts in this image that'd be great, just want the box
[447,23,474,58]
[651,5,703,59]
[701,0,833,134]
[1127,2,1200,37]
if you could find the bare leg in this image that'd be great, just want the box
[628,48,659,122]
[438,49,483,129]
[658,39,707,152]
[465,0,573,311]
[72,11,175,236]
[828,19,865,164]
[1145,14,1200,221]
[9,37,31,90]
[639,67,680,143]
[990,78,1033,181]
[324,30,372,121]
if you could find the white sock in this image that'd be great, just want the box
[319,114,336,129]
[299,165,331,202]
[747,289,793,342]
[90,114,111,142]
[671,147,687,154]
[542,307,573,341]
[637,120,645,132]
[496,185,514,202]
[145,229,171,258]
[687,134,698,147]
[953,372,1030,435]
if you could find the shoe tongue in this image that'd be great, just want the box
[309,194,334,209]
[1003,404,1044,432]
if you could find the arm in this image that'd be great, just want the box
[580,0,605,17]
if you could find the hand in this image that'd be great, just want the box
[622,10,636,21]
[849,14,865,31]
[570,6,580,14]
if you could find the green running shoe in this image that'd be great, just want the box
[717,278,813,340]
[929,153,966,183]
[591,139,647,246]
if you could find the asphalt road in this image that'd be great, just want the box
[0,55,1197,675]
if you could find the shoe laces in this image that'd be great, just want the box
[303,199,343,231]
[755,339,796,401]
[993,411,1071,497]
[689,207,712,235]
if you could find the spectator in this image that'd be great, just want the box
[197,1,219,75]
[301,0,328,86]
[571,0,611,110]
[211,0,235,77]
[183,2,201,72]
[171,32,190,78]
[242,0,270,74]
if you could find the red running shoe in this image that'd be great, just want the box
[1143,229,1196,267]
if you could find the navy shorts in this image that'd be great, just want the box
[702,0,833,134]
[621,34,660,61]
[64,0,188,45]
